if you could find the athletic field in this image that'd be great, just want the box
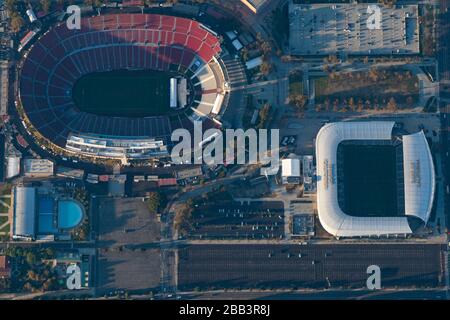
[73,70,171,117]
[339,144,400,217]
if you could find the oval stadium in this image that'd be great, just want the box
[18,14,228,162]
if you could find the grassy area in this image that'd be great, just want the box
[73,70,172,117]
[289,71,304,95]
[0,203,9,214]
[0,216,8,232]
[289,82,303,96]
[0,216,7,223]
[314,77,329,96]
[0,197,11,207]
[0,184,12,196]
[0,224,9,235]
[314,68,419,109]
[420,5,436,56]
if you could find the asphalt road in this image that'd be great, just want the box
[179,288,448,300]
[439,0,450,233]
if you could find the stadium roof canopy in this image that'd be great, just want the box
[316,121,435,237]
[402,131,436,222]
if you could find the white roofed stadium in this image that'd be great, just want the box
[315,121,435,238]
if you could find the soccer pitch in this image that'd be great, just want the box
[73,70,172,117]
[339,144,400,217]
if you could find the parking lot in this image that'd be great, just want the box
[188,201,284,240]
[93,197,163,294]
[178,244,445,290]
[95,197,161,247]
[97,249,161,295]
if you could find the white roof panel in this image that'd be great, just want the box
[316,121,415,237]
[13,187,36,238]
[402,131,435,222]
[282,159,301,177]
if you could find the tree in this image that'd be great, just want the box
[260,61,272,76]
[406,96,414,107]
[368,68,379,82]
[324,98,331,112]
[43,278,57,291]
[27,270,38,281]
[378,0,397,8]
[43,248,55,259]
[25,252,36,266]
[10,12,24,33]
[387,97,397,111]
[40,0,51,13]
[333,99,339,112]
[5,0,17,13]
[289,94,307,116]
[84,0,105,7]
[23,282,33,292]
[357,99,363,112]
[0,278,10,292]
[147,192,162,214]
[240,47,249,62]
[348,97,355,111]
[257,103,271,129]
[174,201,194,236]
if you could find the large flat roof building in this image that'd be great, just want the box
[316,122,435,238]
[289,2,420,55]
[23,158,54,178]
[12,186,37,240]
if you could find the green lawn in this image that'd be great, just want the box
[0,197,11,206]
[314,77,328,97]
[0,185,11,196]
[0,216,8,225]
[72,70,172,117]
[0,203,9,214]
[289,71,303,95]
[289,81,303,95]
[0,224,9,234]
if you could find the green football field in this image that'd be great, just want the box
[72,70,172,117]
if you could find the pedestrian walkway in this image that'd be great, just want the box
[0,195,11,235]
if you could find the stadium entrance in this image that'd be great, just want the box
[72,69,180,117]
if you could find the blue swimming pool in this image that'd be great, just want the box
[58,200,84,229]
[38,196,57,234]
